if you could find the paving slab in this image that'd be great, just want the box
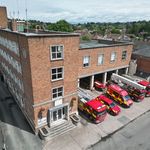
[69,124,101,149]
[43,133,81,150]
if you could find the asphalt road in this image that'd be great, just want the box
[0,80,43,150]
[91,110,150,150]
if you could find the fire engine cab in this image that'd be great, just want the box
[111,73,146,102]
[97,94,121,115]
[138,80,150,97]
[106,84,133,107]
[78,96,107,123]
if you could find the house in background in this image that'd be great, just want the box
[132,41,150,79]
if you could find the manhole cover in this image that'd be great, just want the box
[117,116,130,125]
[121,131,132,139]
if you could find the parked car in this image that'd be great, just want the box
[97,94,121,115]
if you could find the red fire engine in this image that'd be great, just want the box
[78,96,107,123]
[94,81,106,90]
[111,73,146,102]
[97,94,121,115]
[106,84,133,107]
[138,80,150,97]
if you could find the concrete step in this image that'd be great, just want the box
[49,120,73,133]
[40,120,76,140]
[48,122,75,138]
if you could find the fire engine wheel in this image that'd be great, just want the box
[89,115,93,121]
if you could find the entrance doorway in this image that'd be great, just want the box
[51,105,68,124]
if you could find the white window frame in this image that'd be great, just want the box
[110,51,117,62]
[98,54,104,65]
[83,56,90,67]
[52,86,63,100]
[51,67,64,81]
[50,45,64,60]
[122,50,127,60]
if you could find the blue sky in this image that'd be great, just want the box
[2,0,150,23]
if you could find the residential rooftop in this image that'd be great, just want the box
[133,45,150,58]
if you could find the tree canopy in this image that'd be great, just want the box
[28,19,150,39]
[47,20,73,32]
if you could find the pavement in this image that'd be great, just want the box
[0,80,43,150]
[43,96,150,150]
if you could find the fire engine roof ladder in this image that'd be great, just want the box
[111,73,145,90]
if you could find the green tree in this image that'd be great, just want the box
[81,34,91,41]
[55,20,73,32]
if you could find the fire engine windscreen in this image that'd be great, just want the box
[123,95,131,101]
[110,103,116,108]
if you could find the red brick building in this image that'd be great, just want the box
[132,43,150,75]
[0,6,133,133]
[78,40,132,89]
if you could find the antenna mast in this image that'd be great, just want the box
[16,0,19,20]
[25,0,28,32]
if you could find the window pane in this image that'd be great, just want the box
[52,53,56,59]
[83,56,90,67]
[57,46,63,52]
[111,52,116,61]
[98,54,104,65]
[58,87,63,92]
[57,53,62,58]
[84,63,89,67]
[51,47,56,52]
[58,68,62,73]
[52,74,57,80]
[58,92,62,97]
[58,73,62,78]
[122,51,127,60]
[52,69,56,74]
[83,56,89,63]
[53,93,57,98]
[53,88,57,93]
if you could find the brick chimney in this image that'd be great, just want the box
[0,6,8,29]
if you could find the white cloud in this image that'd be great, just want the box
[2,0,150,23]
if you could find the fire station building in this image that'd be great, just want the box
[0,6,133,132]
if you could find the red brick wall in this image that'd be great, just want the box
[28,35,79,126]
[0,30,35,128]
[78,45,133,77]
[134,55,150,73]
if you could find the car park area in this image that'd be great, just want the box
[44,95,150,150]
[44,74,150,150]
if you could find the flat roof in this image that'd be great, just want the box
[80,40,108,49]
[80,39,133,49]
[133,45,150,58]
[22,30,79,37]
[0,29,80,37]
